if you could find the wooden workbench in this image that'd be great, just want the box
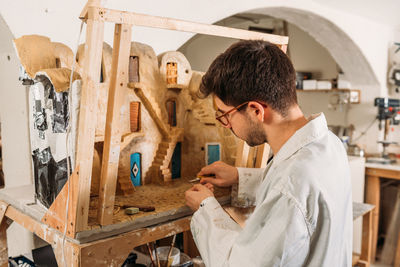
[365,161,400,266]
[0,180,229,266]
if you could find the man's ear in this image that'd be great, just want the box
[248,101,266,122]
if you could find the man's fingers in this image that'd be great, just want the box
[197,161,221,176]
[204,183,214,192]
[200,177,224,187]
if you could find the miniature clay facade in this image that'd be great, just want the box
[14,35,238,207]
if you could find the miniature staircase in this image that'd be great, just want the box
[193,105,216,125]
[145,127,184,184]
[132,86,169,137]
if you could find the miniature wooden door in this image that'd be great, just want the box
[166,62,178,84]
[129,56,139,83]
[166,99,177,127]
[130,153,141,186]
[171,142,181,179]
[206,143,221,165]
[130,101,141,132]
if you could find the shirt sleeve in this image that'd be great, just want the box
[191,188,311,267]
[231,167,265,207]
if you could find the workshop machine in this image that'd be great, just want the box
[367,98,400,164]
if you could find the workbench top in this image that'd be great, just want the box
[365,161,400,171]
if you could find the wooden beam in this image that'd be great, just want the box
[75,17,105,232]
[80,216,191,266]
[41,167,80,238]
[235,141,250,168]
[366,175,380,262]
[360,208,373,265]
[0,201,9,267]
[98,23,132,225]
[254,143,270,168]
[87,7,288,45]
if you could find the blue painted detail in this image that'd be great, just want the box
[130,153,141,186]
[171,142,181,179]
[207,144,220,165]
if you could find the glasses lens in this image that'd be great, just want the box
[219,116,228,126]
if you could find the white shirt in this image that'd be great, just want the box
[191,113,353,267]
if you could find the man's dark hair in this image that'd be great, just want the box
[199,40,297,116]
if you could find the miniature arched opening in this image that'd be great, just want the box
[171,142,181,179]
[166,98,177,127]
[129,55,139,83]
[166,62,178,85]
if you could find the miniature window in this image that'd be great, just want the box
[166,99,177,127]
[100,60,105,83]
[206,143,221,165]
[166,62,178,84]
[55,58,61,68]
[171,142,181,179]
[130,101,141,132]
[129,56,140,83]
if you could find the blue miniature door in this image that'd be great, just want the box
[171,142,181,179]
[130,153,141,186]
[206,143,221,165]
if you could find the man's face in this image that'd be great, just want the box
[214,96,267,147]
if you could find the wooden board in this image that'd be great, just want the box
[75,177,229,242]
[74,16,105,233]
[98,23,132,225]
[87,7,289,46]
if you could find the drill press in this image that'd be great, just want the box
[367,98,400,164]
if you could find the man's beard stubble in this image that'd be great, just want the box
[230,118,267,147]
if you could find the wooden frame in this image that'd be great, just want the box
[0,3,288,266]
[45,0,287,237]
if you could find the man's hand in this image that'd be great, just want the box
[185,184,214,211]
[198,161,238,188]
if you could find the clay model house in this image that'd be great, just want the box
[13,35,238,208]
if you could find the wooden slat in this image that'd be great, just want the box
[98,23,132,225]
[80,216,191,267]
[235,140,250,168]
[87,7,288,45]
[254,143,270,168]
[360,207,373,265]
[0,201,9,267]
[366,175,380,262]
[74,17,105,232]
[246,147,256,168]
[41,167,80,238]
[366,167,400,181]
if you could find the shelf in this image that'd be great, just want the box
[297,88,361,104]
[296,88,357,92]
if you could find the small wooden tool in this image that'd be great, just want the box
[125,207,139,215]
[119,204,156,212]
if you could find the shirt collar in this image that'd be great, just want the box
[272,113,328,167]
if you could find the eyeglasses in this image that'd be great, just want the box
[215,101,249,126]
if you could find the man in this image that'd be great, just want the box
[185,40,352,267]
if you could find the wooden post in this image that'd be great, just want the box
[235,141,250,168]
[98,23,132,225]
[73,14,105,232]
[359,208,373,266]
[254,144,270,168]
[0,202,9,267]
[366,175,380,262]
